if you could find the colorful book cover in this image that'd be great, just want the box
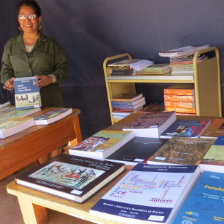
[106,137,168,165]
[111,97,145,107]
[34,108,72,125]
[201,118,224,138]
[69,130,134,159]
[164,94,195,102]
[173,171,224,224]
[111,93,143,102]
[148,137,215,165]
[164,101,195,109]
[90,163,200,224]
[165,106,196,114]
[200,136,224,172]
[16,154,125,203]
[14,77,41,109]
[160,119,211,138]
[123,111,176,138]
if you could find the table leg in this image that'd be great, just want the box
[70,115,82,147]
[18,197,48,224]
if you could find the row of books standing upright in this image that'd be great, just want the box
[14,107,224,224]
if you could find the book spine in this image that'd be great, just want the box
[164,89,194,95]
[164,94,195,102]
[164,100,195,109]
[165,106,196,113]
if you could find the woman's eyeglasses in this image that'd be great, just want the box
[18,14,37,20]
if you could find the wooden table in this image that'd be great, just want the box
[0,108,82,181]
[7,166,131,224]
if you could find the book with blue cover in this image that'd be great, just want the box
[14,77,41,109]
[173,171,224,224]
[90,163,200,224]
[160,119,211,138]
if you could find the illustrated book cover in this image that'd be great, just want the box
[106,137,168,165]
[123,111,176,138]
[69,130,134,160]
[199,136,224,173]
[0,117,35,139]
[160,119,211,139]
[173,171,224,224]
[200,118,224,138]
[90,163,200,224]
[34,108,72,125]
[147,137,215,165]
[16,154,125,203]
[14,76,41,109]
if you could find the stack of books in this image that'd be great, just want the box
[111,93,146,120]
[137,64,171,75]
[164,84,196,115]
[108,58,154,76]
[159,45,209,75]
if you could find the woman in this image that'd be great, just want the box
[1,0,68,107]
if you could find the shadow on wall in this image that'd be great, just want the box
[62,84,111,139]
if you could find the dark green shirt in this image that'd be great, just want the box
[1,32,68,107]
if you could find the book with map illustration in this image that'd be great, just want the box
[199,136,224,173]
[173,171,224,224]
[90,163,200,224]
[34,108,72,125]
[69,130,134,160]
[147,137,215,165]
[16,154,125,203]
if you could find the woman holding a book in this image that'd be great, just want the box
[0,0,68,107]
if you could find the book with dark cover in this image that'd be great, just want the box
[173,171,224,224]
[16,154,125,203]
[201,118,224,138]
[123,111,176,138]
[69,130,134,160]
[34,108,72,125]
[160,119,211,138]
[90,163,200,224]
[148,137,215,165]
[200,136,224,173]
[106,137,168,165]
[14,77,41,109]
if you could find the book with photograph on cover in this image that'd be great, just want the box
[16,154,125,203]
[69,130,134,160]
[106,137,168,165]
[14,76,41,109]
[90,163,200,224]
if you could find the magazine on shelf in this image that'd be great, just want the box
[90,163,200,224]
[16,154,125,203]
[34,108,72,125]
[173,171,224,224]
[123,111,176,138]
[69,130,134,160]
[0,117,35,139]
[14,76,41,109]
[106,137,168,165]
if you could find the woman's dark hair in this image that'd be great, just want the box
[16,0,41,17]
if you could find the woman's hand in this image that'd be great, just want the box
[3,77,15,91]
[35,75,54,88]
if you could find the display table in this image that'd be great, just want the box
[0,107,82,181]
[7,166,131,224]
